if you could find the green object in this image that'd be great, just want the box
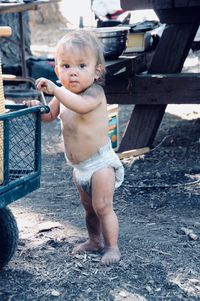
[0,104,49,268]
[0,104,48,207]
[108,104,119,150]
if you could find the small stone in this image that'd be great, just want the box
[119,290,127,298]
[51,290,60,297]
[37,221,62,232]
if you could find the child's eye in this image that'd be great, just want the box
[63,64,70,68]
[80,64,86,68]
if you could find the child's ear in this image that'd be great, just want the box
[95,64,103,80]
[54,65,59,78]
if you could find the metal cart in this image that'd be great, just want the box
[0,26,49,269]
[0,104,49,269]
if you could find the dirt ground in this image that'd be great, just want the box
[1,8,200,301]
[2,102,200,301]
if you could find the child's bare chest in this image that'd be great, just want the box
[60,109,79,130]
[60,107,89,137]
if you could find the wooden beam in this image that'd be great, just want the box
[106,73,200,105]
[120,0,173,10]
[117,147,150,159]
[134,73,200,104]
[174,0,200,8]
[120,0,200,10]
[118,23,199,151]
[0,0,60,14]
[105,52,149,83]
[156,8,200,23]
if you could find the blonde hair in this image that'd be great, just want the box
[55,29,106,85]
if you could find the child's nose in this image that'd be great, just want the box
[70,67,78,75]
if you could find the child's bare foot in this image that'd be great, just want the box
[101,247,121,266]
[72,239,103,254]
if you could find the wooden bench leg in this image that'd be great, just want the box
[119,23,199,152]
[118,104,166,151]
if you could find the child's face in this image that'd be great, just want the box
[55,43,102,94]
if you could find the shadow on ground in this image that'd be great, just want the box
[0,105,200,300]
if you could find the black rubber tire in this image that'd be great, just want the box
[0,207,19,269]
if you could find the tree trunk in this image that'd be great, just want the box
[0,12,31,68]
[0,3,67,70]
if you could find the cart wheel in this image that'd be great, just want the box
[0,207,19,269]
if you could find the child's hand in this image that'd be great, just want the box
[36,77,57,95]
[23,100,42,107]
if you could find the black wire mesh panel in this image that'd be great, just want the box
[9,112,37,181]
[0,105,45,206]
[0,106,41,189]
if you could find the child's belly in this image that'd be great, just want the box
[63,132,109,164]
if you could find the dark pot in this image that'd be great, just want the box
[95,26,130,60]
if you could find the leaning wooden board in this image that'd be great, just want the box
[0,27,12,183]
[117,147,150,159]
[0,58,4,183]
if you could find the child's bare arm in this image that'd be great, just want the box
[36,77,103,114]
[54,84,103,114]
[23,97,60,122]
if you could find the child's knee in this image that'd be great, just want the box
[93,197,112,217]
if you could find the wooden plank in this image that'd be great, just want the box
[105,75,133,104]
[119,105,166,150]
[106,73,200,105]
[0,0,60,14]
[118,23,199,151]
[121,0,173,10]
[117,147,150,159]
[121,0,200,10]
[0,58,4,184]
[174,0,200,8]
[105,53,148,82]
[149,24,198,73]
[105,52,154,104]
[156,8,200,24]
[133,73,200,104]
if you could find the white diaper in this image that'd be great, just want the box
[71,140,124,194]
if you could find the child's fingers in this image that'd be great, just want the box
[35,77,46,85]
[23,100,41,107]
[36,77,55,95]
[36,78,47,90]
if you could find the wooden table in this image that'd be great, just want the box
[0,0,59,78]
[106,0,200,152]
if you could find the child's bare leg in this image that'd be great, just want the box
[92,168,121,265]
[72,175,103,254]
